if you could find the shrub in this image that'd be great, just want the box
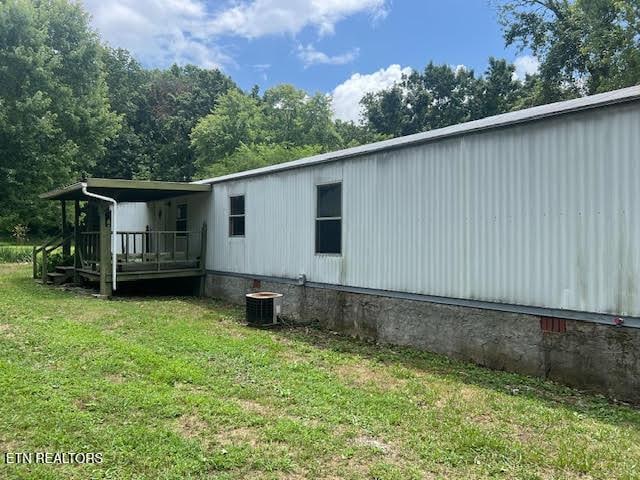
[0,246,33,263]
[11,224,29,244]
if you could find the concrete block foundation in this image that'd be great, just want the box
[205,272,640,403]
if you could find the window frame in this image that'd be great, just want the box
[175,203,188,236]
[228,194,246,238]
[314,181,342,255]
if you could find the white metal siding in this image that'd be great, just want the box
[209,102,640,317]
[115,203,152,254]
[145,192,211,255]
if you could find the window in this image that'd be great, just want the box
[315,183,341,254]
[176,204,187,234]
[229,195,245,237]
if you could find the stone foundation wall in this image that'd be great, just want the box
[205,273,640,403]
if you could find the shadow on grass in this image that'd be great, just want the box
[267,323,640,427]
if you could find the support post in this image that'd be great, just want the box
[199,222,207,296]
[74,200,80,283]
[41,248,48,283]
[61,200,70,258]
[98,203,112,297]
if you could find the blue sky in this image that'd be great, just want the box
[82,0,539,122]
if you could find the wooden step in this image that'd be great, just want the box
[46,272,68,285]
[55,265,75,274]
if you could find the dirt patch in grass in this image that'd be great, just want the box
[334,361,407,390]
[214,426,260,448]
[73,396,98,411]
[235,398,274,416]
[105,373,126,384]
[174,413,210,440]
[435,385,482,409]
[354,435,394,454]
[174,381,208,394]
[0,323,15,338]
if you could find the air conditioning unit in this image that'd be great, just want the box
[245,292,283,327]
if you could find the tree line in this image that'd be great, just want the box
[1,0,639,235]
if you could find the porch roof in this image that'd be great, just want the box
[40,178,211,202]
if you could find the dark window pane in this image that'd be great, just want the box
[177,204,187,220]
[317,184,341,218]
[229,216,245,237]
[315,219,341,254]
[176,219,187,232]
[230,195,245,215]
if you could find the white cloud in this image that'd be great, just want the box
[83,0,231,68]
[297,44,359,67]
[331,64,412,123]
[82,0,388,69]
[513,55,540,81]
[452,64,468,74]
[207,0,388,38]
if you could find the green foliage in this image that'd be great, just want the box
[95,55,236,182]
[0,245,32,263]
[362,59,532,137]
[3,0,639,234]
[93,47,150,180]
[0,0,119,235]
[199,143,325,178]
[140,65,236,181]
[10,224,29,244]
[41,250,72,273]
[191,85,351,178]
[498,0,640,100]
[334,120,391,148]
[191,89,263,165]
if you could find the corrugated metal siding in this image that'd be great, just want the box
[115,203,152,253]
[209,102,640,317]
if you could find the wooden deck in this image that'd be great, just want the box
[78,227,207,289]
[36,178,212,297]
[35,225,207,295]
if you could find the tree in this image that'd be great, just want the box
[94,47,149,179]
[334,120,390,148]
[198,143,324,178]
[0,0,119,234]
[191,85,344,177]
[139,65,235,181]
[363,63,488,137]
[474,57,525,118]
[499,0,640,100]
[190,89,263,170]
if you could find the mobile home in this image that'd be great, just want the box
[40,86,640,402]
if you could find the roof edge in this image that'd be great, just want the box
[40,177,211,200]
[194,85,640,185]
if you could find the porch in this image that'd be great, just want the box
[37,178,211,296]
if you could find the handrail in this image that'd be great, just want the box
[114,230,202,234]
[35,227,207,282]
[33,232,74,280]
[33,233,62,254]
[44,233,74,254]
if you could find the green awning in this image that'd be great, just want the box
[40,178,211,202]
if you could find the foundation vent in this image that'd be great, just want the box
[540,316,567,333]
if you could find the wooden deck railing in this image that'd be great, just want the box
[33,232,74,281]
[78,226,207,274]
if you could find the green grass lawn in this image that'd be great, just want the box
[1,264,640,479]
